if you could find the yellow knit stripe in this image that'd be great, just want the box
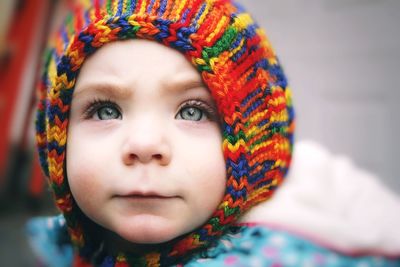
[53,73,75,91]
[269,90,287,106]
[196,0,212,26]
[145,252,161,267]
[193,57,207,66]
[48,160,64,184]
[232,13,253,32]
[174,0,188,21]
[272,142,290,169]
[67,49,85,69]
[270,109,288,124]
[112,0,119,15]
[138,0,148,15]
[247,184,275,202]
[205,15,228,43]
[249,136,288,156]
[246,120,268,138]
[48,59,57,88]
[128,14,141,26]
[229,36,245,57]
[256,28,276,57]
[223,139,247,152]
[48,125,67,145]
[121,0,127,14]
[285,87,293,106]
[209,51,230,71]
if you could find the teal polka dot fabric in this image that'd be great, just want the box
[187,225,400,267]
[27,216,400,267]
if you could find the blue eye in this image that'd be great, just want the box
[178,106,205,121]
[96,106,121,120]
[176,100,218,122]
[84,100,122,120]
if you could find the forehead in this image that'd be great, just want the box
[76,39,200,85]
[73,39,209,100]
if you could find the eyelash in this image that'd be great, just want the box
[178,99,218,121]
[82,98,120,120]
[82,98,218,121]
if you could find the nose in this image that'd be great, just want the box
[121,122,172,166]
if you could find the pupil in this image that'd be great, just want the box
[99,107,117,119]
[105,108,113,115]
[187,108,195,116]
[182,107,202,121]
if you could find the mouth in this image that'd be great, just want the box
[116,191,177,200]
[121,195,171,200]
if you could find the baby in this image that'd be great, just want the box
[28,0,400,266]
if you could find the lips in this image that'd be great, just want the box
[122,195,170,200]
[117,191,177,199]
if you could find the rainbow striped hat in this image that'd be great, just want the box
[36,0,295,265]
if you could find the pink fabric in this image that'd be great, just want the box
[239,140,400,257]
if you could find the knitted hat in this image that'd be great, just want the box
[36,0,295,265]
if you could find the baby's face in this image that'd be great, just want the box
[66,40,226,245]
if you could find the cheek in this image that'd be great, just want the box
[180,132,226,204]
[67,158,101,205]
[66,135,109,208]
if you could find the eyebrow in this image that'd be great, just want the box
[73,82,132,99]
[162,78,207,95]
[73,78,208,99]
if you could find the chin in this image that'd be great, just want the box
[114,215,185,245]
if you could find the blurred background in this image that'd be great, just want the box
[0,0,399,266]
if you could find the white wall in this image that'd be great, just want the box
[238,0,400,192]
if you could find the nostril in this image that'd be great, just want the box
[129,154,138,160]
[153,154,162,160]
[123,154,138,165]
[124,153,164,165]
[122,142,171,165]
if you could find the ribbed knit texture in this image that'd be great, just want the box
[35,0,295,265]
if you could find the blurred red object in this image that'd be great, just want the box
[0,0,52,200]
